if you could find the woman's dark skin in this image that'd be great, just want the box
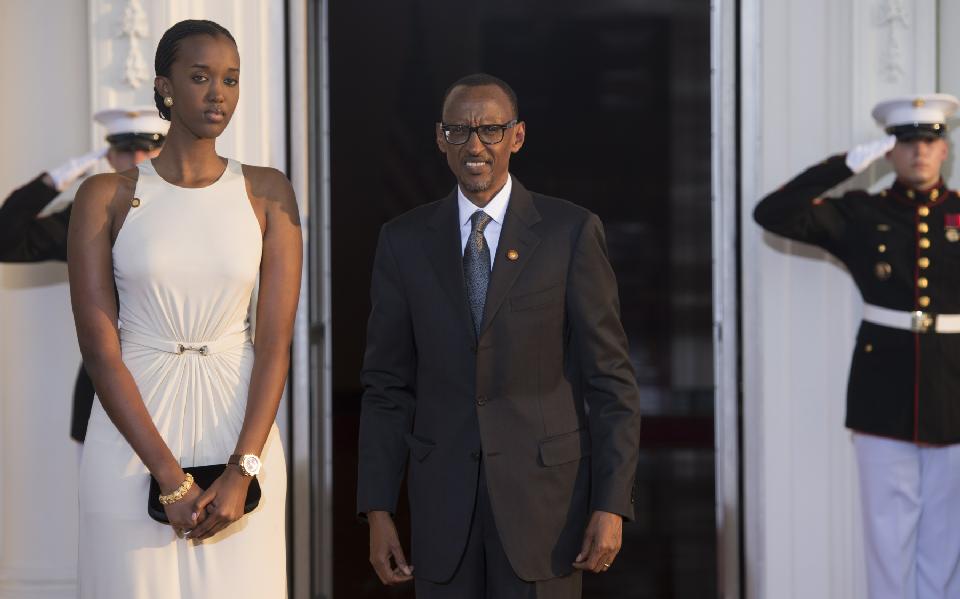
[67,33,302,541]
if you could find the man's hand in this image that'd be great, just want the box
[368,510,414,585]
[845,134,897,174]
[573,510,623,574]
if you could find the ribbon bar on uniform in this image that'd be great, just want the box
[863,303,960,334]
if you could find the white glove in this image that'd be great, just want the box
[845,134,896,174]
[47,147,108,192]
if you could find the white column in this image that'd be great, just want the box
[741,1,936,598]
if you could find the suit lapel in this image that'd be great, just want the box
[479,180,542,338]
[423,191,475,341]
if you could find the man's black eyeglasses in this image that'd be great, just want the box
[440,120,518,145]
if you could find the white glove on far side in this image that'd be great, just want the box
[47,147,108,192]
[845,134,896,175]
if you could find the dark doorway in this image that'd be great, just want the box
[328,1,715,597]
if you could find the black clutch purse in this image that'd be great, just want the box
[147,464,261,524]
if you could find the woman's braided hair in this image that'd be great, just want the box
[153,19,236,120]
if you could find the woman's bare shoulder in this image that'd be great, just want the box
[75,169,139,212]
[240,164,298,222]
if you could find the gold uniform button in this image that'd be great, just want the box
[865,344,873,353]
[919,206,930,217]
[918,277,929,288]
[919,257,930,268]
[919,296,931,308]
[931,189,940,201]
[919,238,931,249]
[918,223,929,233]
[131,197,141,208]
[878,244,887,253]
[907,189,916,199]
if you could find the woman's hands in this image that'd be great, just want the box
[162,482,203,537]
[187,466,254,540]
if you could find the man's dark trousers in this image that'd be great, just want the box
[415,465,582,599]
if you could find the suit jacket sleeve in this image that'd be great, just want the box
[752,154,857,257]
[567,213,642,521]
[0,174,70,262]
[357,223,417,516]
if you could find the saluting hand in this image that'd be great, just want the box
[846,134,897,174]
[368,510,414,585]
[573,510,623,574]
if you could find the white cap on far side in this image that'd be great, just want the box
[871,94,960,140]
[93,106,169,138]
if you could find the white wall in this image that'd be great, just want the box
[741,0,938,597]
[0,1,287,597]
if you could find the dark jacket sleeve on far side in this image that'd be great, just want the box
[0,174,70,263]
[753,154,857,256]
[566,213,643,521]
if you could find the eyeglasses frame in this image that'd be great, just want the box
[438,119,520,145]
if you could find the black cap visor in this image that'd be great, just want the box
[106,132,166,152]
[886,123,946,142]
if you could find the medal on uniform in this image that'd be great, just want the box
[945,213,960,242]
[874,261,892,280]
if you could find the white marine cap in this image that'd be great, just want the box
[871,93,960,140]
[93,106,169,150]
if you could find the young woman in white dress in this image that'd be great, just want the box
[68,19,301,598]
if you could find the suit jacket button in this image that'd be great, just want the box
[476,395,487,406]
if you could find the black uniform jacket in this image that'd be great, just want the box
[755,154,960,444]
[357,180,642,582]
[0,175,95,442]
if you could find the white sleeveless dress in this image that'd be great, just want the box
[78,158,287,598]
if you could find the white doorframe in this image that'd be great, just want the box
[711,0,741,596]
[288,1,333,597]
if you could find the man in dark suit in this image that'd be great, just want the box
[357,73,642,598]
[0,106,166,442]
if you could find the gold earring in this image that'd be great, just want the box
[163,96,174,108]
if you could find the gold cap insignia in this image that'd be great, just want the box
[913,98,926,108]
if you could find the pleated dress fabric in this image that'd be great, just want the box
[78,158,287,598]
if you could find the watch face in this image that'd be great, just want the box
[242,455,261,476]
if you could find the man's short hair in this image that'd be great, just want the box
[440,73,519,120]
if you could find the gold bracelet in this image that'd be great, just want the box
[158,473,194,506]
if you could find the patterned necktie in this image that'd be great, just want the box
[463,210,493,335]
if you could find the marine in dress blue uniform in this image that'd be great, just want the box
[755,94,960,599]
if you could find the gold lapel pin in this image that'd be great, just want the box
[506,249,519,261]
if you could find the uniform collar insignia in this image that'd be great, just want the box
[888,178,949,207]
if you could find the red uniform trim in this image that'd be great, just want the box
[913,206,922,442]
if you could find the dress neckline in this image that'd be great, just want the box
[142,158,233,191]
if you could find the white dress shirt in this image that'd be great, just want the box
[458,174,512,270]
